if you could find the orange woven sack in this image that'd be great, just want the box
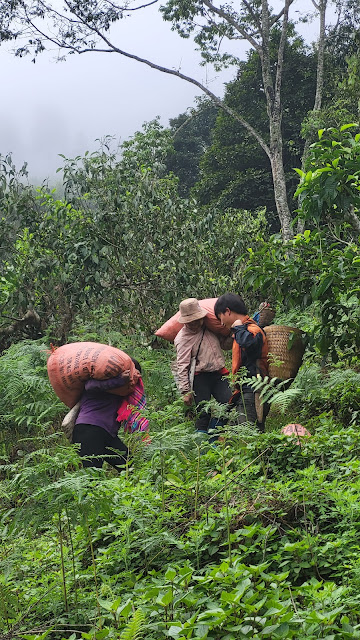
[47,342,138,408]
[155,298,229,342]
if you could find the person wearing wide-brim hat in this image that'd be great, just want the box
[174,298,232,436]
[178,298,208,324]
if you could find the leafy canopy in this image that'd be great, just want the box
[242,125,360,360]
[295,124,360,231]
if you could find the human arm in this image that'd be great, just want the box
[174,336,194,396]
[84,372,130,392]
[219,334,233,350]
[231,325,264,356]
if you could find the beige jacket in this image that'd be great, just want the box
[174,327,232,394]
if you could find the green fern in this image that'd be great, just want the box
[0,340,64,433]
[0,579,19,621]
[246,375,303,414]
[120,608,145,640]
[293,364,360,423]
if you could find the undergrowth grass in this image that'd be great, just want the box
[0,334,360,640]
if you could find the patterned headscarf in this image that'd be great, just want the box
[117,378,149,433]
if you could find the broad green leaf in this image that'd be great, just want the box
[95,630,109,640]
[260,624,280,635]
[165,567,177,581]
[315,274,333,298]
[157,589,173,606]
[167,625,183,638]
[197,607,225,620]
[340,123,358,131]
[293,168,305,177]
[117,599,132,618]
[166,474,185,487]
[273,623,290,638]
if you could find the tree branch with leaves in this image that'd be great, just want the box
[0,0,308,240]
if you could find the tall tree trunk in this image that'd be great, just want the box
[313,0,327,112]
[261,0,293,241]
[270,122,293,241]
[301,0,327,167]
[298,0,327,232]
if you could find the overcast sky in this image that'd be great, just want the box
[0,0,333,184]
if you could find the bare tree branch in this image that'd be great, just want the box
[0,309,41,337]
[20,0,269,155]
[274,0,291,110]
[4,0,301,236]
[241,0,262,30]
[270,0,296,26]
[202,0,261,51]
[54,2,271,156]
[106,0,159,10]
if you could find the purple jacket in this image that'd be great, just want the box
[75,374,128,437]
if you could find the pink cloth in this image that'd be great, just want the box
[117,378,149,434]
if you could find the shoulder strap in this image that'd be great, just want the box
[194,326,206,362]
[244,317,266,338]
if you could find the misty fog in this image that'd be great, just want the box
[0,0,330,184]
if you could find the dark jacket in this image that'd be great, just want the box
[232,316,268,386]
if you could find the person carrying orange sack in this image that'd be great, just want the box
[174,298,232,436]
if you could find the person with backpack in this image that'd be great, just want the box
[72,358,148,469]
[214,293,269,432]
[174,298,232,436]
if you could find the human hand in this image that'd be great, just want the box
[231,319,243,328]
[259,301,270,311]
[183,392,193,406]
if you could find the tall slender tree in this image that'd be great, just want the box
[0,0,315,240]
[192,32,316,228]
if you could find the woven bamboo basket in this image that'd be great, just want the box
[264,325,305,380]
[258,306,276,328]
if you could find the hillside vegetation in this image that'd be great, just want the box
[0,330,360,639]
[0,14,360,635]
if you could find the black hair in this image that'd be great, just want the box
[131,357,142,374]
[214,293,248,318]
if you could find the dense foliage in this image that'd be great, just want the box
[166,101,218,197]
[1,6,360,634]
[2,0,355,238]
[0,122,267,345]
[241,125,360,359]
[1,333,360,639]
[193,33,316,229]
[1,115,360,640]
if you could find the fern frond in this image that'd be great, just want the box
[0,341,64,432]
[269,388,303,414]
[245,375,302,414]
[120,608,145,640]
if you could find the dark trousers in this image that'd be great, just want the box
[236,389,270,433]
[193,371,232,432]
[73,423,128,470]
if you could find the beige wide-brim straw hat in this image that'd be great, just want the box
[178,298,208,323]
